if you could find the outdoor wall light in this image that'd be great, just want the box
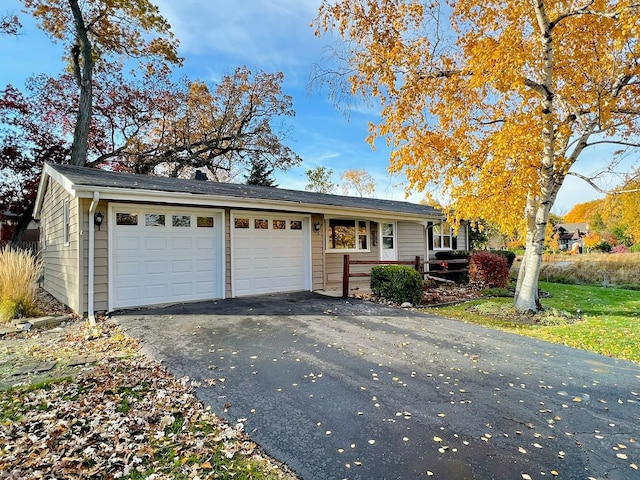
[314,222,322,232]
[94,211,104,230]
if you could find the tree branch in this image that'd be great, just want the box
[567,171,640,194]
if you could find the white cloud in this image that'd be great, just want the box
[154,0,323,70]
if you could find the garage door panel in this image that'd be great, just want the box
[111,206,222,309]
[233,213,309,297]
[144,236,168,250]
[172,237,192,249]
[144,260,167,275]
[171,259,193,273]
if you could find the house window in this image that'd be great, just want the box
[41,218,46,251]
[433,221,457,250]
[326,219,369,251]
[63,199,70,245]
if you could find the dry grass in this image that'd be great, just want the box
[0,247,43,323]
[510,252,640,287]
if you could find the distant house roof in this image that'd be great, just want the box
[35,163,443,220]
[556,223,589,242]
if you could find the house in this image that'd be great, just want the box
[33,163,468,319]
[555,223,588,251]
[1,210,39,245]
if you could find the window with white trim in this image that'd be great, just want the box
[63,199,70,245]
[433,221,457,250]
[326,219,369,251]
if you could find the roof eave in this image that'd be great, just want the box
[71,184,443,222]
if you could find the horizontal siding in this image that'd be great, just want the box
[80,199,109,313]
[40,180,81,313]
[311,214,324,291]
[225,211,232,297]
[397,222,426,262]
[456,222,468,251]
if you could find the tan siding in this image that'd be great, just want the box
[456,222,468,251]
[311,214,325,291]
[224,209,232,297]
[80,199,109,314]
[40,180,81,313]
[397,221,426,262]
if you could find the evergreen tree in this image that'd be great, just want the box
[246,158,277,187]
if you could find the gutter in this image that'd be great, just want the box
[87,191,99,326]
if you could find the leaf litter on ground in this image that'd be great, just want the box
[0,315,297,480]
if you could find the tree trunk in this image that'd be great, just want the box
[9,203,35,249]
[68,0,93,167]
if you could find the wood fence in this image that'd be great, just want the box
[341,254,470,297]
[342,255,421,297]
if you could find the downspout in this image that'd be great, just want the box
[87,192,99,326]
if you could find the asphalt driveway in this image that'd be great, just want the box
[115,292,640,480]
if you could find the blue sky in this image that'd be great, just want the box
[0,0,631,214]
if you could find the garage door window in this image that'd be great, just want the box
[273,220,286,230]
[235,218,249,228]
[255,219,268,229]
[290,220,302,230]
[116,213,138,226]
[197,216,214,228]
[145,214,165,226]
[172,215,191,227]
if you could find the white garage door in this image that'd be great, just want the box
[232,212,310,296]
[110,205,224,309]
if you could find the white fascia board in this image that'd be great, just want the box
[71,185,443,223]
[33,163,78,219]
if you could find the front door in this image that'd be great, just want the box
[380,222,397,261]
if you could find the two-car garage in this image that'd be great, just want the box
[109,204,311,309]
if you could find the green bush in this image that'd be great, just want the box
[629,244,640,253]
[490,250,516,269]
[0,247,43,323]
[370,265,423,305]
[469,251,509,288]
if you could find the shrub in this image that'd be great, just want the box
[434,250,468,260]
[490,250,516,269]
[631,244,640,253]
[611,245,629,254]
[0,247,43,323]
[469,251,508,288]
[370,265,423,305]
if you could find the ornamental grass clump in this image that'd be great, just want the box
[0,246,43,323]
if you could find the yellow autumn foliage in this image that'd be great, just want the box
[314,0,640,234]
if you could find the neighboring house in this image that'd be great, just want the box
[34,163,468,319]
[0,210,39,245]
[555,223,589,251]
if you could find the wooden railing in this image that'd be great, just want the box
[342,254,421,297]
[424,258,469,276]
[341,255,470,297]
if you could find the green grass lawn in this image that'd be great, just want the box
[429,282,640,364]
